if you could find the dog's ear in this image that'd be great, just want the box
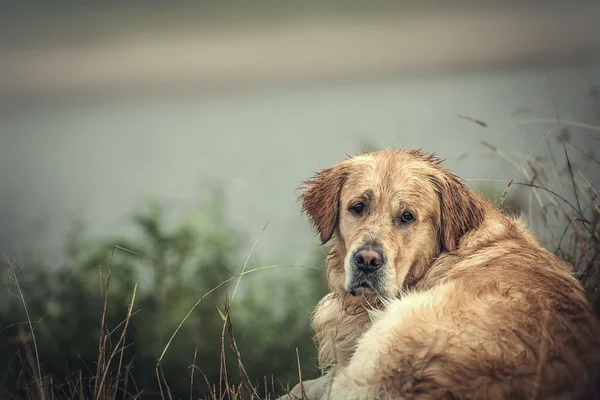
[429,171,486,251]
[300,165,347,244]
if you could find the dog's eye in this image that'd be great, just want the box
[400,211,414,223]
[349,203,365,216]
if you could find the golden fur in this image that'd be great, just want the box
[283,149,600,400]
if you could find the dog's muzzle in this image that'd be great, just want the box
[347,243,386,295]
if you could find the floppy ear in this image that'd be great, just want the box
[429,171,486,251]
[300,165,347,244]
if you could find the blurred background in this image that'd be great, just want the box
[1,1,600,399]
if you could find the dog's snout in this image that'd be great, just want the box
[353,247,384,272]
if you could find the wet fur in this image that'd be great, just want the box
[288,149,600,400]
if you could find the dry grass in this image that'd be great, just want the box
[4,255,44,400]
[2,239,322,400]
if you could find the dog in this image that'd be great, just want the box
[281,149,600,400]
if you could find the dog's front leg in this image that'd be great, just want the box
[311,293,373,369]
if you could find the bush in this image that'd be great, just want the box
[1,187,328,399]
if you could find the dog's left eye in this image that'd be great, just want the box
[349,203,365,216]
[400,211,414,223]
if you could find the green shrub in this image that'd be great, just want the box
[1,187,327,399]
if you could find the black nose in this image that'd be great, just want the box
[353,246,384,272]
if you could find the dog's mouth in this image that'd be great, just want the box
[348,279,378,296]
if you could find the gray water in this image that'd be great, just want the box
[1,66,600,267]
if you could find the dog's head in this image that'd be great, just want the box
[300,149,486,297]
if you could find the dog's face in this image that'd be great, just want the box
[301,150,485,298]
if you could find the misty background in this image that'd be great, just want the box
[1,0,599,266]
[1,1,600,398]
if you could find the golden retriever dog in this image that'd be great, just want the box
[281,149,600,400]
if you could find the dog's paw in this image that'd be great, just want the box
[275,377,326,400]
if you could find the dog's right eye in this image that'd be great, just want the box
[349,203,365,216]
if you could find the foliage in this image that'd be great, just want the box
[0,187,328,399]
